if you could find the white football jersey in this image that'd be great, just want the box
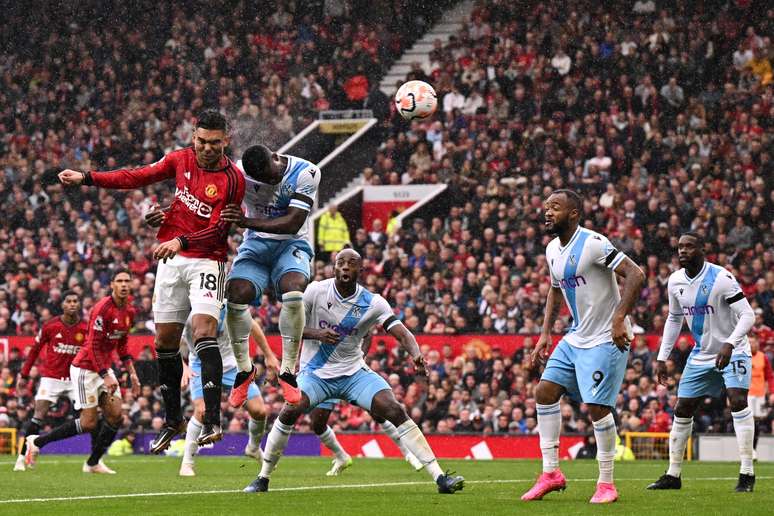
[659,262,751,364]
[300,279,400,379]
[546,227,631,348]
[236,154,320,241]
[182,308,238,371]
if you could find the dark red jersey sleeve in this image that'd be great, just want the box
[21,326,47,377]
[179,163,245,250]
[764,355,774,393]
[85,299,114,374]
[118,311,135,363]
[89,152,177,189]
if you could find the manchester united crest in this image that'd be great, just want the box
[205,184,218,198]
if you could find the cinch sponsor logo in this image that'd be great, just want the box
[560,275,587,289]
[684,305,715,316]
[175,186,213,218]
[319,320,356,337]
[53,343,80,354]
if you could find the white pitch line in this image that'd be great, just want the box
[0,476,770,505]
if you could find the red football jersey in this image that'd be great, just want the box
[72,295,135,374]
[21,316,89,379]
[89,147,245,261]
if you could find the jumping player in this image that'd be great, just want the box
[243,249,464,494]
[25,271,140,474]
[179,309,279,476]
[647,232,756,492]
[220,145,320,407]
[522,189,644,504]
[14,291,89,471]
[58,110,246,451]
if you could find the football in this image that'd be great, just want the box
[395,80,437,120]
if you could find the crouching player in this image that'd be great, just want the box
[179,309,279,476]
[243,249,464,494]
[25,270,140,474]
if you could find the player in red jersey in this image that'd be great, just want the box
[25,271,140,474]
[14,291,89,471]
[58,110,246,451]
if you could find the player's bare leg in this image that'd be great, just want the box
[245,396,268,461]
[648,397,697,490]
[276,273,308,404]
[309,407,351,476]
[226,279,258,407]
[522,380,567,501]
[150,322,187,454]
[16,399,51,470]
[244,396,308,493]
[370,389,464,494]
[190,313,223,445]
[82,392,122,474]
[728,388,755,492]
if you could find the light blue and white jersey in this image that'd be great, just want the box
[182,308,238,371]
[659,262,751,365]
[300,279,400,379]
[546,226,632,349]
[236,154,320,241]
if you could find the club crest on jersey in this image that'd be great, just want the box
[569,254,577,266]
[205,184,218,198]
[701,284,709,295]
[75,332,84,342]
[351,307,362,318]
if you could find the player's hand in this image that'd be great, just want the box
[265,354,280,377]
[144,204,167,228]
[220,204,246,225]
[413,355,427,377]
[529,333,552,369]
[153,238,182,261]
[317,328,341,344]
[130,374,141,397]
[16,374,26,390]
[103,374,119,394]
[611,315,632,352]
[655,360,669,386]
[181,361,194,389]
[715,343,734,371]
[58,169,86,186]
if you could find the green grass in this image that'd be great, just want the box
[0,455,771,515]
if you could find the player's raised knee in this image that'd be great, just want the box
[226,279,256,305]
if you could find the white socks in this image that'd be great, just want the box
[592,413,617,484]
[667,416,693,477]
[732,407,755,475]
[318,426,348,461]
[536,402,561,473]
[260,420,293,478]
[248,417,266,449]
[396,419,443,480]
[182,416,203,465]
[279,292,305,375]
[381,420,411,457]
[227,302,254,372]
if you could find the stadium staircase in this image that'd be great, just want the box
[378,0,475,95]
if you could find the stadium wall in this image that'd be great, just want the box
[1,334,674,360]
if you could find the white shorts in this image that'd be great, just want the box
[748,395,766,418]
[35,377,75,403]
[152,255,226,324]
[70,365,116,410]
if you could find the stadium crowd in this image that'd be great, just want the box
[1,0,773,440]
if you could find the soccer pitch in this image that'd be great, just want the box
[1,456,771,515]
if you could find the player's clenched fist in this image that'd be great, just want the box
[153,238,183,261]
[220,203,245,225]
[58,169,86,185]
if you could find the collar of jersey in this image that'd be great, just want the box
[333,282,360,303]
[558,226,583,254]
[683,261,708,284]
[281,154,291,176]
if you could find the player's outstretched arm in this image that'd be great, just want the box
[530,285,562,369]
[221,204,308,235]
[59,155,176,190]
[250,320,280,375]
[716,293,755,370]
[612,257,646,350]
[388,323,426,377]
